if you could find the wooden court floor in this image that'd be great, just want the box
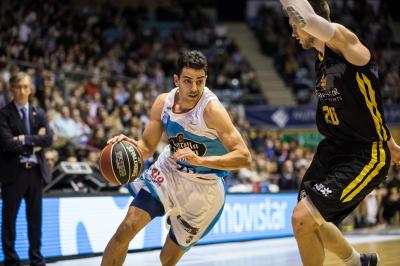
[324,239,400,266]
[48,235,400,266]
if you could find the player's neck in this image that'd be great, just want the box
[173,92,197,113]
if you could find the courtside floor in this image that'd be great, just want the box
[48,234,400,266]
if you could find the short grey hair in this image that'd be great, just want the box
[9,72,33,87]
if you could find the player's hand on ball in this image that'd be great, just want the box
[172,147,203,166]
[107,134,138,146]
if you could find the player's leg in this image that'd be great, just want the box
[292,198,325,266]
[297,140,390,266]
[160,233,185,266]
[317,222,359,263]
[295,197,371,266]
[101,189,165,266]
[293,145,327,265]
[101,205,151,266]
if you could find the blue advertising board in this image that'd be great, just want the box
[245,104,400,128]
[0,193,296,261]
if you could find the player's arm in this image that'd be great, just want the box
[107,94,166,159]
[281,0,370,66]
[387,136,400,166]
[173,100,252,170]
[137,94,166,159]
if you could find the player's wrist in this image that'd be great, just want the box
[281,0,335,42]
[196,156,206,167]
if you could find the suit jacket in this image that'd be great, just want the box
[0,102,53,184]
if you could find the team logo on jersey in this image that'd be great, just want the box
[169,133,207,156]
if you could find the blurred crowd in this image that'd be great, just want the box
[0,0,400,227]
[251,0,400,105]
[0,0,274,192]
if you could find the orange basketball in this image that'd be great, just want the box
[99,141,143,185]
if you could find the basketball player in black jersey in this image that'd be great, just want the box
[280,0,400,265]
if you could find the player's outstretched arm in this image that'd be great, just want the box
[280,0,370,66]
[107,94,166,159]
[173,100,251,170]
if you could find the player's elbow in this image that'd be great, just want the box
[241,150,252,168]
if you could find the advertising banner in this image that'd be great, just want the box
[0,193,296,261]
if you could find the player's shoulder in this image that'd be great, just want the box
[204,99,229,125]
[150,93,169,117]
[154,93,169,106]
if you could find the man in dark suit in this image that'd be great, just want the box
[0,72,53,266]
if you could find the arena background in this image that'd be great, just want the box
[0,0,400,265]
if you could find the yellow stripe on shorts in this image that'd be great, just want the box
[340,142,386,203]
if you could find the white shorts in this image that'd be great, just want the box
[128,151,225,250]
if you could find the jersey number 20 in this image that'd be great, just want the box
[322,106,340,125]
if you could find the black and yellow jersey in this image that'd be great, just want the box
[314,45,391,143]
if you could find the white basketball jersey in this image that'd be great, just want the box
[128,87,227,249]
[160,87,229,178]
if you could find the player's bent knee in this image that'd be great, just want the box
[160,250,177,266]
[291,201,321,235]
[291,207,313,235]
[114,220,140,244]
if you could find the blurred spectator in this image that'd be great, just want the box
[278,160,299,191]
[53,106,82,143]
[382,169,400,224]
[45,149,59,171]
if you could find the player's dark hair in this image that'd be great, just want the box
[308,0,331,21]
[176,50,207,76]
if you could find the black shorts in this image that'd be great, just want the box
[299,138,390,225]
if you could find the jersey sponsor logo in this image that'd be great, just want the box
[313,183,332,197]
[316,62,346,102]
[169,133,207,156]
[177,215,199,235]
[316,87,343,102]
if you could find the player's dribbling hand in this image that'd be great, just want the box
[107,134,138,146]
[172,147,203,166]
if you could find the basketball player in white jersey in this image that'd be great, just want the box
[101,50,252,266]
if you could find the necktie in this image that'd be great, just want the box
[21,107,31,135]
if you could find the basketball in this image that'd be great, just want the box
[99,141,143,185]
